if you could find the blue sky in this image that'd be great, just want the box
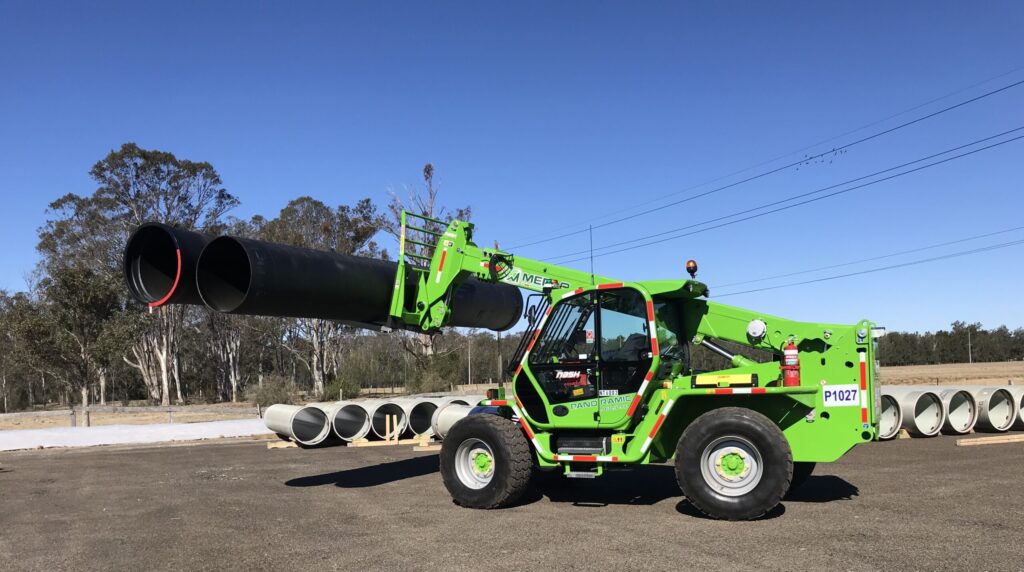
[1,1,1022,333]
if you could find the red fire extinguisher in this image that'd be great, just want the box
[781,340,800,387]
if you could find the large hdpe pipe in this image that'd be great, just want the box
[881,387,944,437]
[263,404,332,446]
[389,398,440,436]
[194,235,522,331]
[949,386,1017,432]
[877,394,903,440]
[431,403,473,439]
[358,399,408,439]
[123,222,212,307]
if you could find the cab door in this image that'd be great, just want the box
[596,288,654,426]
[526,292,600,427]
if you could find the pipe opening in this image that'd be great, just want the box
[371,404,406,439]
[333,404,370,440]
[879,395,901,439]
[197,237,251,312]
[986,390,1014,430]
[409,402,438,435]
[292,407,328,443]
[946,391,975,432]
[913,393,943,435]
[124,225,179,303]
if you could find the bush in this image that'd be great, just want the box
[324,375,361,401]
[254,375,295,407]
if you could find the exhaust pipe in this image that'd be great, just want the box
[263,404,332,446]
[123,222,212,307]
[431,403,473,439]
[877,394,903,440]
[936,389,978,435]
[950,386,1017,432]
[881,387,944,437]
[193,235,522,331]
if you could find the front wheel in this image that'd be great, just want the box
[440,414,533,508]
[675,407,792,520]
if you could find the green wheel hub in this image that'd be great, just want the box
[473,451,494,476]
[718,451,747,478]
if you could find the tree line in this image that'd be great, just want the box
[1,144,1021,414]
[0,144,522,413]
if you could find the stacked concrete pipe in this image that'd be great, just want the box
[950,386,1017,432]
[358,399,408,439]
[877,394,904,440]
[881,387,944,437]
[431,403,474,439]
[329,402,373,442]
[935,389,978,435]
[387,398,442,437]
[263,404,332,446]
[1006,386,1024,430]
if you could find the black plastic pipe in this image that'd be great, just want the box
[194,235,522,331]
[123,222,212,307]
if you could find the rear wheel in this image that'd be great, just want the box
[675,407,792,520]
[440,414,532,508]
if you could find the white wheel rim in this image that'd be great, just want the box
[699,435,763,497]
[454,438,495,490]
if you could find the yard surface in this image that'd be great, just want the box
[880,360,1024,386]
[1,432,1022,571]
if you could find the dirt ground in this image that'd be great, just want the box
[880,360,1024,386]
[0,402,256,431]
[1,432,1023,571]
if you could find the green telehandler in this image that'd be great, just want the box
[388,212,879,520]
[122,211,880,520]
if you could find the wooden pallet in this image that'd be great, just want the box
[956,434,1024,447]
[345,414,434,448]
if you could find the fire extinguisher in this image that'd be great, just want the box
[781,340,801,387]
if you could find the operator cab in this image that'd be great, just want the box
[512,284,690,429]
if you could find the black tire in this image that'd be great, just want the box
[440,414,533,509]
[675,407,792,520]
[788,462,816,493]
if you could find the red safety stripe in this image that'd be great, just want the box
[651,338,659,355]
[714,388,733,395]
[518,416,535,439]
[488,400,508,406]
[859,360,867,391]
[149,249,182,308]
[514,364,523,377]
[514,395,525,410]
[437,249,447,272]
[646,300,655,321]
[597,282,624,289]
[626,394,642,417]
[753,388,766,394]
[649,414,666,437]
[861,408,869,423]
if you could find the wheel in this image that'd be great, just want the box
[788,462,816,493]
[675,407,792,520]
[440,414,533,509]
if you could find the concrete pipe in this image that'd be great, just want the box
[263,404,332,446]
[431,403,473,440]
[936,389,978,435]
[881,387,944,437]
[436,394,486,407]
[330,402,372,442]
[359,399,408,440]
[389,398,441,436]
[877,394,903,440]
[1005,386,1024,430]
[950,386,1017,432]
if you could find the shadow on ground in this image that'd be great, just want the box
[530,465,682,507]
[784,475,859,502]
[285,455,439,488]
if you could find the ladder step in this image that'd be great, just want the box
[565,470,598,479]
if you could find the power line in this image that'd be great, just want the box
[509,73,1024,250]
[714,237,1024,298]
[545,128,1024,264]
[713,224,1024,289]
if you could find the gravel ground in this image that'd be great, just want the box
[1,432,1022,571]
